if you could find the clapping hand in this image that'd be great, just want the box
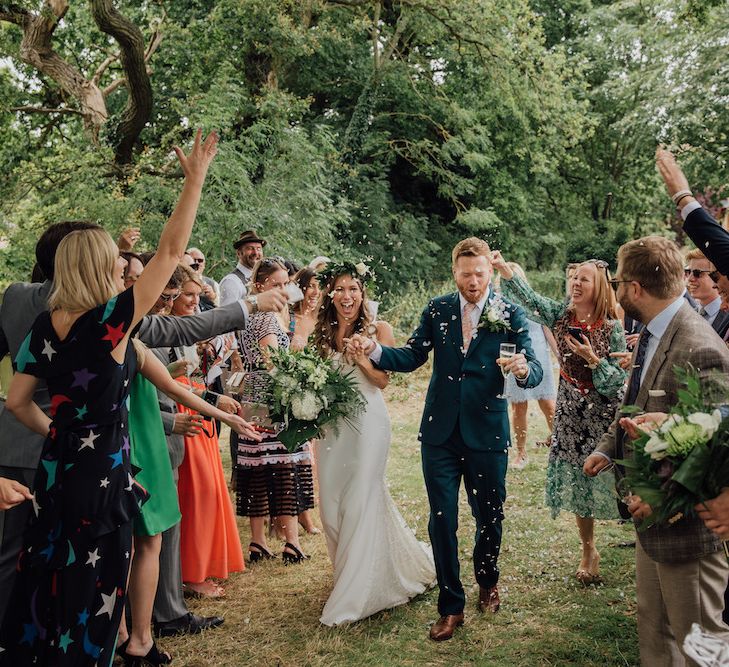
[490,250,512,279]
[117,227,141,251]
[227,415,263,441]
[619,412,668,441]
[174,128,219,184]
[0,477,34,510]
[609,351,633,372]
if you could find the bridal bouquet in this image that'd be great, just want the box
[266,347,366,452]
[616,367,729,532]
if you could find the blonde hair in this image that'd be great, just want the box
[48,229,119,312]
[618,236,684,299]
[176,263,204,289]
[569,261,618,322]
[685,248,715,268]
[132,338,148,369]
[451,237,491,267]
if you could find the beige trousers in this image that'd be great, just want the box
[636,538,729,666]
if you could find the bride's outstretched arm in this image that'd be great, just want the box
[349,322,395,389]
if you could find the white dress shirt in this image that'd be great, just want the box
[219,262,253,306]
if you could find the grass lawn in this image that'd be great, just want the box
[164,364,639,666]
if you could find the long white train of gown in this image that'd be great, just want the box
[316,360,435,626]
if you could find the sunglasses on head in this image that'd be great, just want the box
[159,291,181,302]
[684,268,712,279]
[586,258,609,268]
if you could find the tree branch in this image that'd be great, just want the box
[90,0,153,166]
[11,104,84,116]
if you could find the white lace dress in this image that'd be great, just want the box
[316,353,435,626]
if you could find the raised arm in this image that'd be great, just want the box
[5,372,51,437]
[131,129,218,327]
[491,251,567,328]
[139,349,261,441]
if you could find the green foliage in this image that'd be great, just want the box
[1,0,728,296]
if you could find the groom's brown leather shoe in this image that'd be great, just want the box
[429,614,464,641]
[478,585,500,613]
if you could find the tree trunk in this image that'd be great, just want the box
[90,0,153,166]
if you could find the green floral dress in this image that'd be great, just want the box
[502,275,627,519]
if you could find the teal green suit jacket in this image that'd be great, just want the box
[378,291,543,450]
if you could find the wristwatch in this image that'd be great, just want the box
[246,295,259,315]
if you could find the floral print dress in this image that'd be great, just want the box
[502,275,626,519]
[0,288,148,666]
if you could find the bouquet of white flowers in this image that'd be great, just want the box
[616,367,729,532]
[266,347,366,452]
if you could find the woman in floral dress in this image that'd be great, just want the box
[493,254,627,584]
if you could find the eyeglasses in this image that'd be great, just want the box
[684,268,712,279]
[607,277,636,293]
[191,257,205,264]
[709,270,722,283]
[159,291,181,303]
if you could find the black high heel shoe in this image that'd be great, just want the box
[248,542,276,563]
[282,542,310,565]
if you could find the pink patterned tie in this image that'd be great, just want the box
[462,302,476,352]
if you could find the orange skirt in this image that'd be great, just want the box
[176,378,244,582]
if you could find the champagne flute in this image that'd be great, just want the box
[499,343,517,378]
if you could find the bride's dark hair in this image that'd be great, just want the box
[313,272,373,356]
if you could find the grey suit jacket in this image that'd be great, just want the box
[0,282,54,468]
[0,281,247,470]
[596,303,729,563]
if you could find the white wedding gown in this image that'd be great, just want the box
[316,355,436,626]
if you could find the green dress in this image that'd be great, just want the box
[502,275,627,519]
[128,374,181,536]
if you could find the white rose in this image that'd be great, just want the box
[355,262,369,276]
[644,432,669,460]
[687,410,722,439]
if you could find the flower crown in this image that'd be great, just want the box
[318,259,375,289]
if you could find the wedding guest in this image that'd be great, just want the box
[219,230,266,305]
[685,248,729,338]
[0,220,101,625]
[290,268,321,352]
[0,129,219,666]
[288,267,322,535]
[501,263,556,469]
[119,337,256,665]
[235,258,313,564]
[121,251,144,289]
[584,235,729,664]
[169,265,245,597]
[494,254,627,584]
[187,247,219,310]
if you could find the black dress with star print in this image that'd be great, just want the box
[0,287,148,667]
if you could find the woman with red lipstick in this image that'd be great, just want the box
[494,255,627,585]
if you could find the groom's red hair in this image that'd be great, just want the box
[452,237,491,267]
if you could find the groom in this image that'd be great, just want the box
[353,237,542,641]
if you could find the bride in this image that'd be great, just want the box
[312,262,435,626]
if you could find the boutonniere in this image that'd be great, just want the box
[478,295,512,333]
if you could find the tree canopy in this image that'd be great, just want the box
[1,0,727,299]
